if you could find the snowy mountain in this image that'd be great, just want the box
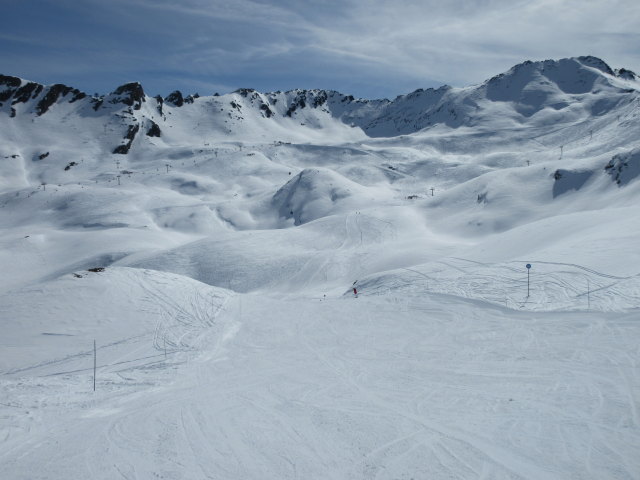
[1,56,640,479]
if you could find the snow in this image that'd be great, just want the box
[1,57,640,479]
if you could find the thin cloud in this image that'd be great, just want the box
[1,0,638,98]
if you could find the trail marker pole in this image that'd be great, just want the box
[587,279,590,310]
[165,164,170,173]
[164,337,167,360]
[430,187,435,196]
[526,264,531,297]
[93,340,96,392]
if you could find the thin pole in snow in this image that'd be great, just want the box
[164,337,167,360]
[526,264,532,298]
[430,187,435,196]
[93,340,96,392]
[587,279,590,310]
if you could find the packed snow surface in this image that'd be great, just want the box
[1,57,639,479]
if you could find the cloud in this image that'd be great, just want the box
[1,0,638,98]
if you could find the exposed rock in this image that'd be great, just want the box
[577,56,614,76]
[184,93,199,104]
[0,74,21,88]
[38,152,50,160]
[36,84,86,115]
[12,82,43,104]
[312,91,328,107]
[110,82,145,110]
[0,75,21,104]
[605,149,640,185]
[91,97,104,111]
[286,94,306,117]
[165,90,184,107]
[154,95,164,115]
[146,120,161,137]
[616,68,637,81]
[260,103,274,118]
[113,124,140,154]
[235,88,256,98]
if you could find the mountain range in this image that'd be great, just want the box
[1,55,640,479]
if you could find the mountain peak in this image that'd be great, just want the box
[109,82,145,110]
[576,55,614,75]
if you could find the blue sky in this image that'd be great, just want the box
[2,0,639,99]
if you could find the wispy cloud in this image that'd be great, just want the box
[1,0,638,98]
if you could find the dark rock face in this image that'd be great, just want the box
[10,107,16,117]
[616,68,637,81]
[37,152,50,160]
[235,88,256,98]
[260,103,274,118]
[1,76,87,115]
[12,82,43,104]
[0,74,21,88]
[146,120,161,137]
[111,82,145,110]
[154,95,164,115]
[286,94,306,117]
[577,56,614,76]
[0,75,22,103]
[312,91,328,108]
[184,93,199,104]
[36,84,86,115]
[113,123,140,154]
[165,90,184,107]
[69,91,86,103]
[91,98,104,111]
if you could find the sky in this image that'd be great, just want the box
[1,0,639,99]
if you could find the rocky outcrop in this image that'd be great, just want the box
[12,82,44,104]
[110,82,145,110]
[36,84,86,115]
[165,90,184,107]
[154,95,164,115]
[113,124,140,154]
[146,120,161,137]
[605,149,640,185]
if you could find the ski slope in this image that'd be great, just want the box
[1,274,639,479]
[1,57,640,479]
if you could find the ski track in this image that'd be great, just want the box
[1,271,640,478]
